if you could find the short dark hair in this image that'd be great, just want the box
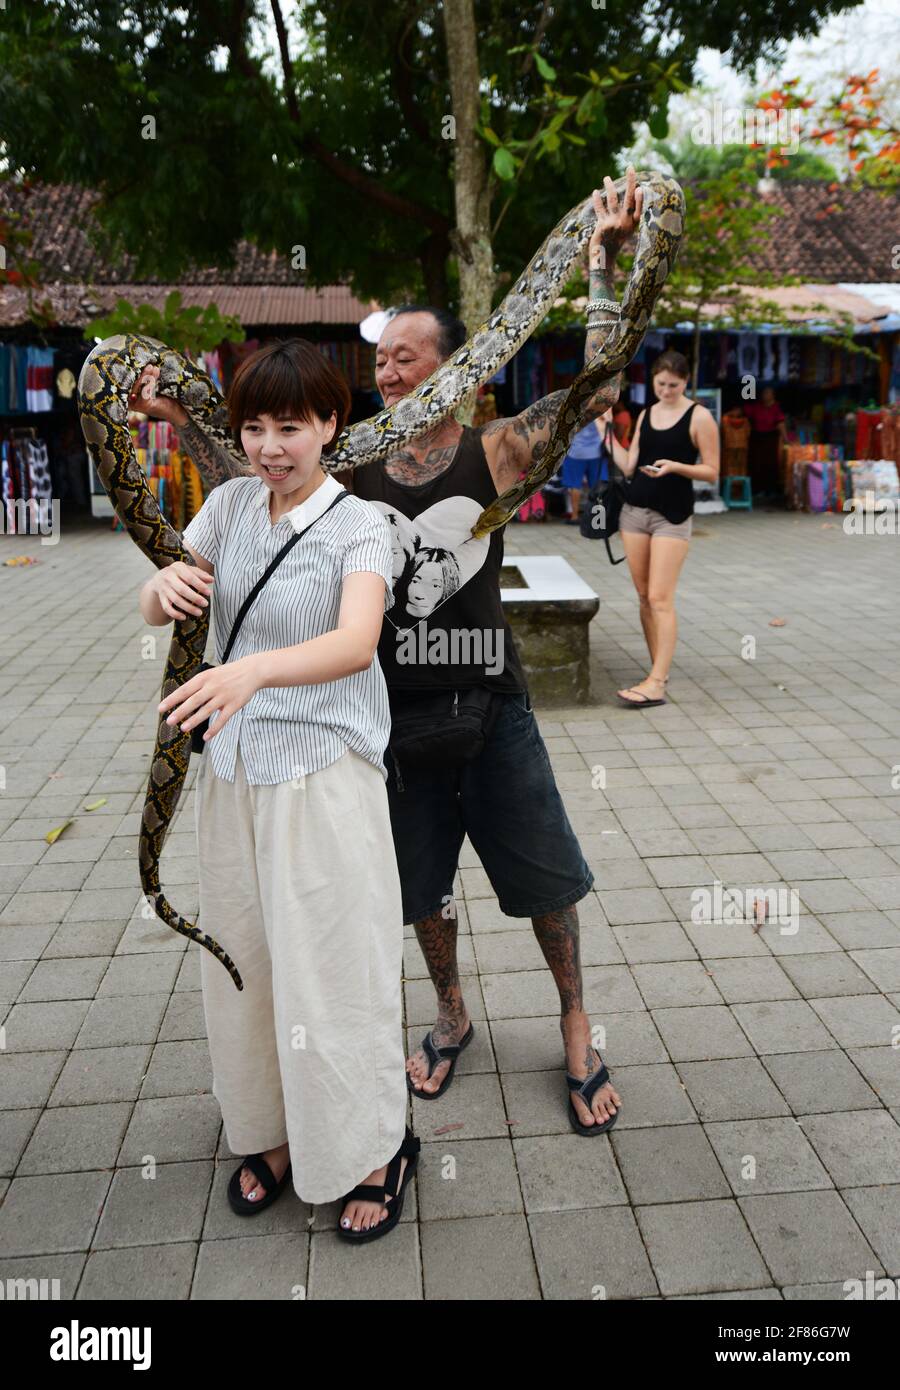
[227,338,351,454]
[388,304,467,361]
[650,349,691,382]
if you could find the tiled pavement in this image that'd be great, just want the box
[1,506,899,1300]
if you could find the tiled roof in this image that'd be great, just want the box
[0,180,376,328]
[0,282,376,330]
[723,179,900,284]
[1,181,307,285]
[2,177,898,331]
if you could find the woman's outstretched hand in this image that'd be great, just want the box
[159,657,264,745]
[588,165,644,268]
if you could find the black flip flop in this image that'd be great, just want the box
[566,1063,619,1136]
[337,1126,421,1243]
[406,1022,475,1100]
[617,688,667,708]
[227,1152,293,1215]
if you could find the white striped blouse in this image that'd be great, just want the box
[181,472,394,786]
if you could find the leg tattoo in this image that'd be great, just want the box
[531,905,583,1015]
[407,907,471,1093]
[532,905,621,1124]
[413,907,467,1046]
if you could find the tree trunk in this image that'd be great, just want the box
[442,0,494,334]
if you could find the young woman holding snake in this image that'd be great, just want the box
[612,349,720,708]
[134,340,418,1242]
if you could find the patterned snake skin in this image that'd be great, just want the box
[77,171,684,989]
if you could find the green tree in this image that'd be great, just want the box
[89,292,244,357]
[0,0,863,326]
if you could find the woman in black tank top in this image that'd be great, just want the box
[612,350,720,708]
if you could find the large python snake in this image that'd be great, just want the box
[77,170,684,989]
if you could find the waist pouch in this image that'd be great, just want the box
[388,686,502,770]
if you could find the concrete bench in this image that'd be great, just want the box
[500,555,599,705]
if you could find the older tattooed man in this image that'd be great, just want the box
[339,168,643,1133]
[137,168,642,1134]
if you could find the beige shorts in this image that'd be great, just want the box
[619,503,692,541]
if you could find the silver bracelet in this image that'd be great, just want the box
[586,298,620,315]
[586,316,618,331]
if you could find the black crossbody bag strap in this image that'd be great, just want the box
[220,490,348,662]
[604,420,629,565]
[189,490,349,756]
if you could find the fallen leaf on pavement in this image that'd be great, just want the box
[45,820,74,845]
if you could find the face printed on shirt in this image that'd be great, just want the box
[376,498,489,630]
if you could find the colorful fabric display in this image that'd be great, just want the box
[878,409,900,468]
[23,438,52,499]
[130,426,204,529]
[855,410,882,459]
[25,348,55,412]
[3,346,29,413]
[785,444,846,512]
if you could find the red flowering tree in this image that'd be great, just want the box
[757,71,900,186]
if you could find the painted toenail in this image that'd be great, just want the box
[341,1217,351,1228]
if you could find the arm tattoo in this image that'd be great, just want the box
[495,252,623,479]
[174,415,248,488]
[586,256,618,364]
[498,365,623,479]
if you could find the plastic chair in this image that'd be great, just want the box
[722,476,753,510]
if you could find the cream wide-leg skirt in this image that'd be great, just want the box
[193,741,408,1205]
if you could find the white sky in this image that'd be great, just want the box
[619,0,900,170]
[699,0,899,102]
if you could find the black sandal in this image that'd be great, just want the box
[227,1152,293,1215]
[337,1126,421,1244]
[617,686,667,708]
[406,1022,475,1100]
[566,1062,619,1136]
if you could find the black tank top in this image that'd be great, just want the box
[350,426,528,694]
[627,401,699,524]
